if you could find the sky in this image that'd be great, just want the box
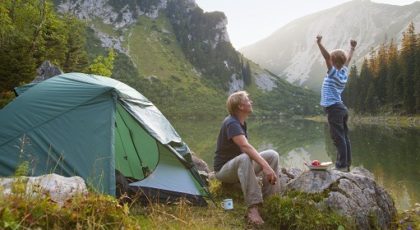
[195,0,419,49]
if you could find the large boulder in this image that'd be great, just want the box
[0,173,88,205]
[31,61,63,83]
[279,167,397,229]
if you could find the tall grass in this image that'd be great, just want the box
[0,189,138,229]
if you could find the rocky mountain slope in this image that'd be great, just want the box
[54,0,320,118]
[240,0,420,91]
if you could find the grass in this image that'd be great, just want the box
[0,188,138,229]
[117,14,227,120]
[1,177,419,229]
[1,161,418,229]
[0,178,351,230]
[262,192,355,230]
[397,204,420,230]
[305,114,420,128]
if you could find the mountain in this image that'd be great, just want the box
[240,0,420,91]
[52,0,320,119]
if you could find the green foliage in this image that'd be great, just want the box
[111,14,226,120]
[241,58,252,86]
[0,0,89,107]
[13,161,29,177]
[0,192,138,229]
[62,14,89,72]
[252,77,322,117]
[0,90,15,108]
[397,204,420,230]
[208,179,244,202]
[86,49,116,77]
[262,193,355,230]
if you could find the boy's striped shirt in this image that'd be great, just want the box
[320,66,348,107]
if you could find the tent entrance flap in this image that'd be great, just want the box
[129,142,208,205]
[115,104,158,180]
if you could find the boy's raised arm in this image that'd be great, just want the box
[345,40,357,67]
[316,35,332,71]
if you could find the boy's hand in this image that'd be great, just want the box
[316,35,322,44]
[350,40,357,48]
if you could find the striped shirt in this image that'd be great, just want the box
[320,66,348,107]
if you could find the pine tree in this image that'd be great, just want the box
[0,0,90,101]
[0,2,13,49]
[400,22,417,114]
[385,40,400,107]
[415,33,420,113]
[62,14,88,72]
[343,65,358,108]
[242,61,252,86]
[375,42,388,106]
[355,59,371,113]
[365,82,377,114]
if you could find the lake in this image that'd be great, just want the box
[172,118,420,211]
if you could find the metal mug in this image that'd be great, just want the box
[221,198,233,210]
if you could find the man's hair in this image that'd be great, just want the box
[331,49,347,69]
[226,91,248,115]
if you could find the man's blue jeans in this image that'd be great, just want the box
[325,103,351,169]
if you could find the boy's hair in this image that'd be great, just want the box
[331,49,347,69]
[226,91,248,115]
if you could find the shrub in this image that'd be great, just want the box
[262,192,355,230]
[0,192,139,229]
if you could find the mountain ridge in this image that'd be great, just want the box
[240,0,420,91]
[52,0,321,118]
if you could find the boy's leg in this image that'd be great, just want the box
[253,150,280,197]
[215,153,263,206]
[327,106,348,169]
[343,110,352,168]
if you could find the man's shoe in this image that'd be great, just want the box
[332,167,349,172]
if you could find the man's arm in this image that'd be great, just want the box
[344,40,357,67]
[316,35,332,71]
[232,135,277,185]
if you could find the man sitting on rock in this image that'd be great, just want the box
[213,91,280,225]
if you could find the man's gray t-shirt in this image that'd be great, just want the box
[213,115,247,171]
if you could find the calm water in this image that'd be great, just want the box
[172,118,420,211]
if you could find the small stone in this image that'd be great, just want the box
[414,207,420,215]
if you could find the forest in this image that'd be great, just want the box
[0,0,114,107]
[344,22,420,115]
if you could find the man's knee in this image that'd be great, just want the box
[237,153,253,167]
[261,149,279,161]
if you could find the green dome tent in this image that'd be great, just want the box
[0,73,209,205]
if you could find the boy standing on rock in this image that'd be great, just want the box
[316,35,357,172]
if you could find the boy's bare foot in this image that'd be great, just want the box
[246,205,264,225]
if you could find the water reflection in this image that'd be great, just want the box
[347,125,420,211]
[172,119,420,210]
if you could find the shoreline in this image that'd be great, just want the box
[305,115,420,128]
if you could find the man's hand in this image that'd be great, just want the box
[262,166,277,185]
[316,35,322,44]
[350,40,357,48]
